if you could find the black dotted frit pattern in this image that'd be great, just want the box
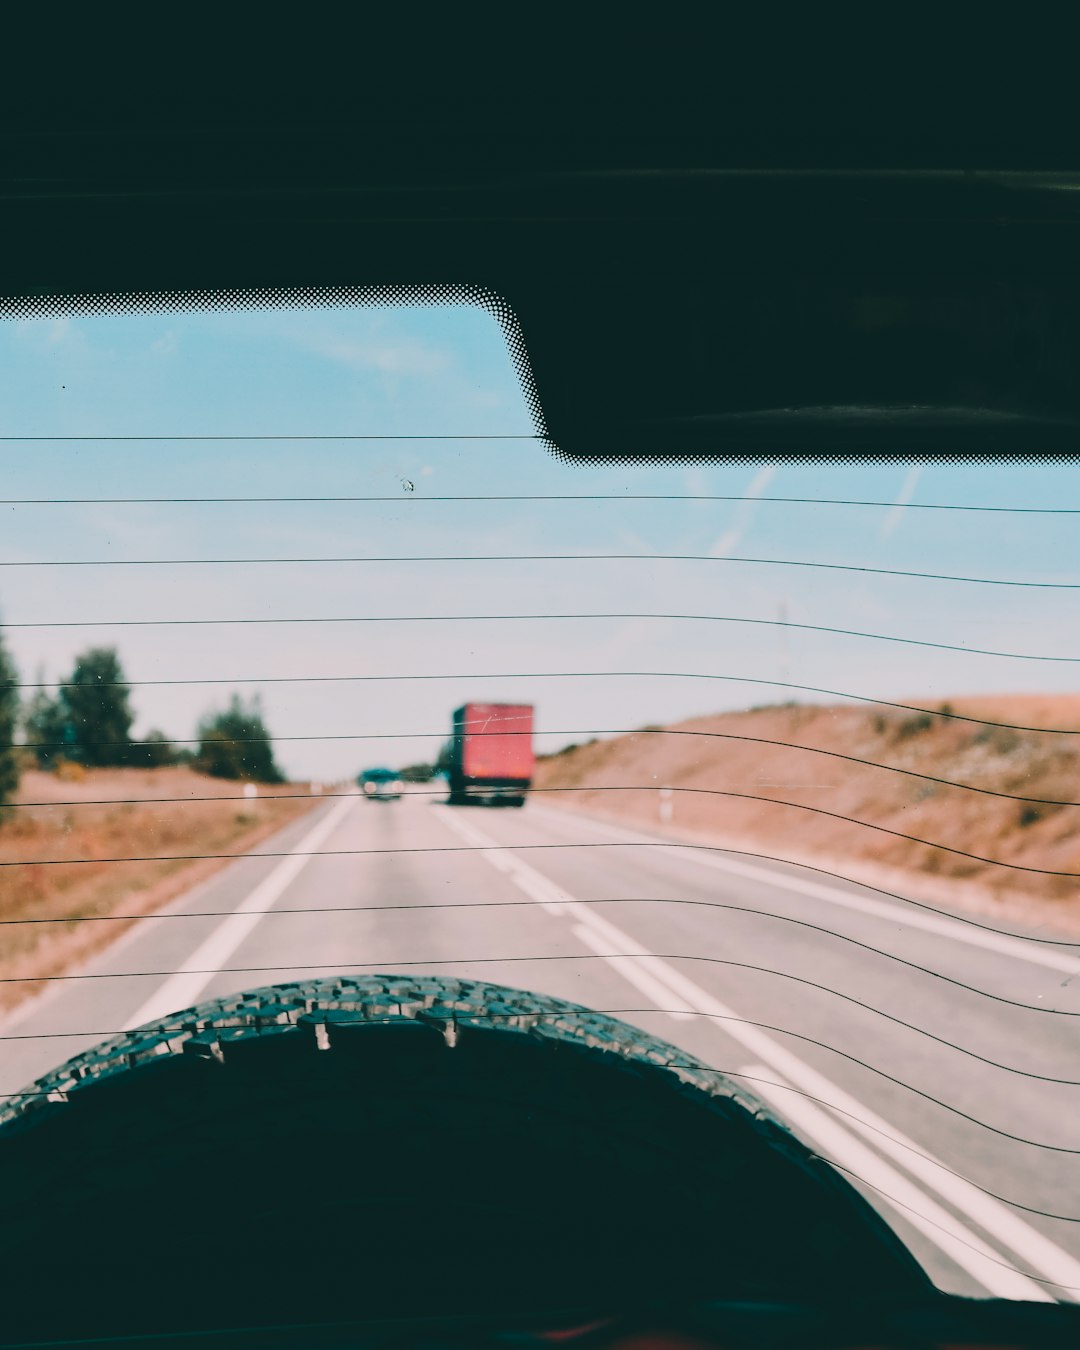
[2,285,1076,466]
[0,283,552,449]
[549,450,1080,466]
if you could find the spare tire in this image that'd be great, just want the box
[0,975,931,1342]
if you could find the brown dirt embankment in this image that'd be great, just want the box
[0,768,325,1012]
[534,696,1080,936]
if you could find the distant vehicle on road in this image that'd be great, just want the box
[446,702,534,807]
[357,767,404,801]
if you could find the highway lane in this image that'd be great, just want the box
[2,787,1080,1302]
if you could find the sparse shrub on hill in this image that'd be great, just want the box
[53,759,87,782]
[974,723,1022,756]
[538,738,598,762]
[195,695,285,784]
[126,730,184,769]
[895,711,933,740]
[12,748,37,775]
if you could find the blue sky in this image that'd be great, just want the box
[1,301,1079,781]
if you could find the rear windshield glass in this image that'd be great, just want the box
[1,298,1078,1305]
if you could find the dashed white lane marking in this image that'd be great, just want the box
[123,795,358,1030]
[434,803,1080,1300]
[571,922,695,1019]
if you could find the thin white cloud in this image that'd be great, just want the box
[683,467,709,497]
[611,525,656,553]
[464,388,505,408]
[708,464,778,556]
[880,466,922,539]
[297,330,452,378]
[744,464,777,500]
[708,528,742,557]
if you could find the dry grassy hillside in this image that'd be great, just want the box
[535,696,1080,934]
[0,767,323,1011]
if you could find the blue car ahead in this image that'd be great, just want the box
[358,767,404,801]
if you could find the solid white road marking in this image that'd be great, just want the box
[434,803,1080,1299]
[122,794,358,1030]
[529,802,1080,975]
[606,936,1080,1301]
[743,1064,1051,1301]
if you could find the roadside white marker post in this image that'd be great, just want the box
[659,786,673,824]
[243,782,258,816]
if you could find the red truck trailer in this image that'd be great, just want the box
[447,703,534,807]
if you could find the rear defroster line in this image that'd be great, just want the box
[4,1009,1080,1231]
[7,800,1080,881]
[432,804,1080,1303]
[8,668,1080,737]
[6,609,1080,665]
[3,550,1079,592]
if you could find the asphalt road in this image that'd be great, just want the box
[3,788,1080,1302]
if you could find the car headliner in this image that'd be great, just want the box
[3,20,1079,461]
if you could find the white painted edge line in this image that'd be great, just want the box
[624,944,1080,1301]
[122,794,358,1030]
[743,1063,1050,1301]
[528,802,1080,975]
[433,804,1080,1300]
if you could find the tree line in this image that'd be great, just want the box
[0,632,284,810]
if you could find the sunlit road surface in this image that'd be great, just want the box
[3,790,1080,1303]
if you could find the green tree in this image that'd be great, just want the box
[126,729,181,768]
[0,629,20,811]
[22,672,74,770]
[61,648,134,766]
[195,695,284,783]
